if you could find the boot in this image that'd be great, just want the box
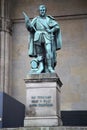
[47,59,55,73]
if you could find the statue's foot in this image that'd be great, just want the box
[48,66,55,73]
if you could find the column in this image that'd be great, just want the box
[0,0,12,94]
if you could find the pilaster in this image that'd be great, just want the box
[0,0,12,94]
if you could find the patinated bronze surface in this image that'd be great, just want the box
[23,5,62,74]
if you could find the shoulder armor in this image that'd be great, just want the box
[47,15,55,20]
[31,16,38,23]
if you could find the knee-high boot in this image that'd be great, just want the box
[47,59,55,73]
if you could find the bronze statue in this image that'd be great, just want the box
[23,5,62,74]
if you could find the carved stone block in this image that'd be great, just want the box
[24,73,62,126]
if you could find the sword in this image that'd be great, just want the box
[22,11,36,31]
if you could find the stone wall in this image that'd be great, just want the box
[1,0,87,111]
[11,0,87,19]
[59,18,87,110]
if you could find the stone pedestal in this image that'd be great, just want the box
[24,73,62,126]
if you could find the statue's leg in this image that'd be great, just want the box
[35,45,44,73]
[45,43,55,73]
[36,55,44,74]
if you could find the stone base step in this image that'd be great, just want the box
[0,127,87,130]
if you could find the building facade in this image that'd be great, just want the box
[0,0,87,112]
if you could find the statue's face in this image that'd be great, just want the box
[39,6,46,17]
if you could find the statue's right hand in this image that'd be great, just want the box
[25,17,29,23]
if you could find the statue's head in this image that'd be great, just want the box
[38,5,47,17]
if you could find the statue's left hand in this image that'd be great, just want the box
[46,29,52,33]
[46,28,55,33]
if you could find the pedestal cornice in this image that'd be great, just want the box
[24,73,63,87]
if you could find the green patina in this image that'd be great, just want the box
[23,5,62,74]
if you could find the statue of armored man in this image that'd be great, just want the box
[23,5,62,74]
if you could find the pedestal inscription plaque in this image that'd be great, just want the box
[24,73,62,126]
